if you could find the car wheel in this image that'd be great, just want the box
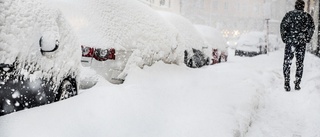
[55,79,77,101]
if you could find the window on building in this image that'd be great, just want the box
[159,0,170,7]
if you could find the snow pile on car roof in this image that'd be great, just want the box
[193,25,228,52]
[236,31,266,52]
[47,0,216,81]
[157,11,206,51]
[237,31,266,47]
[0,0,80,81]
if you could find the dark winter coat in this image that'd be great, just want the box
[280,9,315,44]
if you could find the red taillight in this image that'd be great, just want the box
[81,45,94,57]
[212,49,219,65]
[81,45,115,61]
[108,48,115,60]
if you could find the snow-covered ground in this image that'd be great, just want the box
[2,0,320,136]
[1,49,320,137]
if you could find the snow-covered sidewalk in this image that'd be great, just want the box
[1,49,320,137]
[246,51,320,137]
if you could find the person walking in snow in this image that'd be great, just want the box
[280,0,315,91]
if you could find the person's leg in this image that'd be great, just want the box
[294,44,306,90]
[283,44,294,91]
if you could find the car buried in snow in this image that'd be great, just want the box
[235,31,282,57]
[79,45,117,88]
[0,1,81,116]
[193,25,228,65]
[235,31,267,57]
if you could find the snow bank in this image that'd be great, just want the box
[0,0,80,82]
[2,48,320,136]
[0,61,263,137]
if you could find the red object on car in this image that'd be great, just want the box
[81,45,94,57]
[81,45,116,61]
[108,48,115,60]
[212,48,219,64]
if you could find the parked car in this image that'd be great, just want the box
[235,31,267,57]
[235,31,282,57]
[194,25,229,65]
[184,48,210,68]
[80,45,117,87]
[0,1,81,116]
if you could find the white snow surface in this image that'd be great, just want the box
[1,49,320,137]
[193,24,228,52]
[236,31,266,52]
[157,11,206,51]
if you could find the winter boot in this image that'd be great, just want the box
[284,81,291,92]
[294,81,301,90]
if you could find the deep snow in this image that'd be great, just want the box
[2,0,320,136]
[1,49,320,137]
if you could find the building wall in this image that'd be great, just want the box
[137,0,181,14]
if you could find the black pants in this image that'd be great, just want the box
[283,43,306,84]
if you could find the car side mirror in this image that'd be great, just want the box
[39,34,59,55]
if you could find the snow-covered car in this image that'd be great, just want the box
[235,31,282,57]
[184,49,210,68]
[0,1,81,116]
[194,25,228,64]
[235,31,267,57]
[80,45,116,87]
[48,0,183,83]
[158,11,210,68]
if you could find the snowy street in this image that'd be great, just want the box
[1,0,320,136]
[1,49,320,137]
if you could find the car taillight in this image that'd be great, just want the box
[81,45,94,57]
[81,45,116,61]
[108,48,115,60]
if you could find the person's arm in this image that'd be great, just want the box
[305,13,315,43]
[280,13,290,43]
